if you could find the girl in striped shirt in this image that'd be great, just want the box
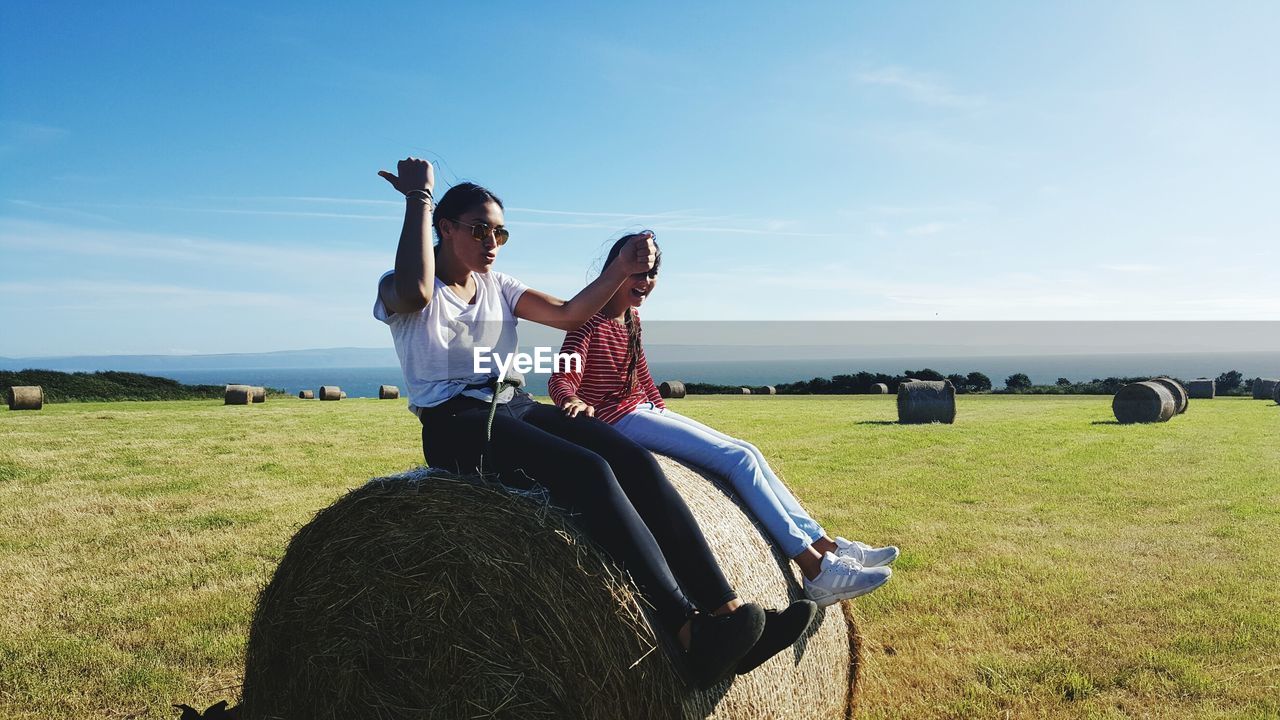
[550,233,899,607]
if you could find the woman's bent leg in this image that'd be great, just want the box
[420,401,696,633]
[521,404,739,612]
[614,407,815,558]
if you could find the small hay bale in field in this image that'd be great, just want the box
[1150,377,1188,414]
[340,391,348,399]
[6,386,43,410]
[896,379,956,424]
[659,380,686,399]
[379,384,400,400]
[1253,378,1278,400]
[298,390,314,399]
[318,386,341,401]
[1185,379,1215,399]
[1112,381,1176,424]
[761,386,777,395]
[870,383,889,394]
[251,386,266,404]
[738,387,752,395]
[224,385,253,405]
[1273,382,1280,404]
[241,455,862,720]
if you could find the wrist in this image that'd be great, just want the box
[405,190,433,213]
[603,261,631,284]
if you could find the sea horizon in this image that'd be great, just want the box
[142,351,1280,399]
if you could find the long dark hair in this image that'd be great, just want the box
[432,182,504,245]
[601,231,661,396]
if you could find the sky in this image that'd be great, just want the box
[2,1,1278,356]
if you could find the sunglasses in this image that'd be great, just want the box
[450,219,510,246]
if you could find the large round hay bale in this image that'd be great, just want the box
[379,385,400,400]
[251,386,266,404]
[738,387,752,395]
[1185,379,1215,399]
[760,386,777,395]
[1252,378,1278,400]
[1112,381,1176,424]
[224,384,253,405]
[7,386,43,410]
[896,380,956,424]
[659,381,686,399]
[298,390,314,400]
[869,383,889,395]
[1273,382,1280,404]
[340,391,348,399]
[1150,377,1188,414]
[242,455,862,720]
[319,386,342,401]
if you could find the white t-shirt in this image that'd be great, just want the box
[373,269,529,413]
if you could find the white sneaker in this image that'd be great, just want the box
[833,537,899,568]
[803,553,892,607]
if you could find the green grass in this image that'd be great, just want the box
[1,395,1278,719]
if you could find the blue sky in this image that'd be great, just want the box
[2,1,1278,356]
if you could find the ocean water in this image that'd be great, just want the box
[159,367,409,399]
[156,352,1280,398]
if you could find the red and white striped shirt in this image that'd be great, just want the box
[548,311,665,424]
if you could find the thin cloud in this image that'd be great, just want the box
[855,66,985,110]
[0,218,387,273]
[0,121,68,156]
[6,198,121,224]
[904,222,949,236]
[1100,263,1165,274]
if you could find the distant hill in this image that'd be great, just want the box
[0,369,287,402]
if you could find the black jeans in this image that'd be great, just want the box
[418,391,737,634]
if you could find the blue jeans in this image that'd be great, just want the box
[614,403,825,558]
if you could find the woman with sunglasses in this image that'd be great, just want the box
[373,157,815,688]
[549,233,899,609]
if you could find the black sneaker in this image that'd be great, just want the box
[734,600,818,675]
[685,602,766,689]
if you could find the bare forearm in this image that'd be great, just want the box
[393,199,434,306]
[558,263,629,324]
[377,157,436,311]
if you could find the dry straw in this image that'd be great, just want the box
[869,383,889,395]
[6,386,43,411]
[224,385,253,406]
[298,390,315,400]
[241,455,862,720]
[1253,378,1278,400]
[252,387,266,404]
[896,380,956,424]
[1185,379,1215,399]
[319,386,342,401]
[1112,381,1176,424]
[1150,377,1188,414]
[379,385,400,400]
[659,381,686,399]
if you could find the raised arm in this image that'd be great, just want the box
[514,232,656,331]
[377,157,436,315]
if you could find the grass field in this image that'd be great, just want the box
[1,395,1278,719]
